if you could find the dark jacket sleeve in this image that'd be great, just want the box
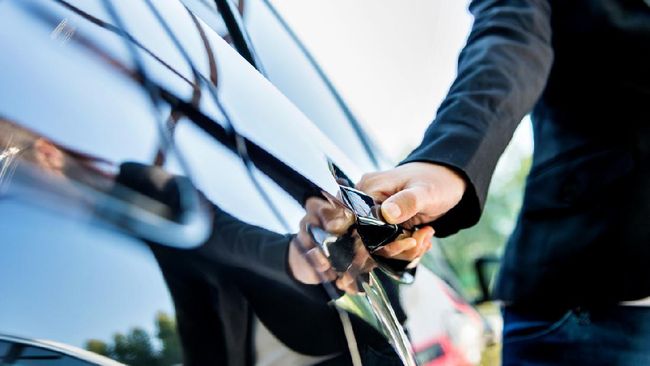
[198,205,331,300]
[401,0,553,237]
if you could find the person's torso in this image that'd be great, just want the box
[496,0,650,307]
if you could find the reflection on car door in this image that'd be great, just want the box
[0,2,209,365]
[0,0,417,365]
[182,0,381,171]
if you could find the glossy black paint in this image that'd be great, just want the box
[1,0,396,364]
[0,1,486,365]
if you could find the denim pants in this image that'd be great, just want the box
[502,305,650,366]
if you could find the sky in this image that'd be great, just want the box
[271,0,533,177]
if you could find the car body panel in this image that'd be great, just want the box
[0,199,175,354]
[0,1,487,365]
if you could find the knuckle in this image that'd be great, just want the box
[358,170,391,189]
[357,173,376,188]
[397,191,419,213]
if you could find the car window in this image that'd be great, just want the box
[185,0,378,171]
[0,341,9,359]
[7,345,92,365]
[241,0,377,171]
[180,0,233,43]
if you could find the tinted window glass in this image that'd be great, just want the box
[14,346,91,365]
[241,0,376,170]
[195,30,359,196]
[0,341,9,359]
[180,0,233,43]
[185,0,377,170]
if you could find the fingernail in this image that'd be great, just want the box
[382,202,401,221]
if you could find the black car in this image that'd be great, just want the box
[0,1,488,365]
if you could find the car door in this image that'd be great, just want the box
[1,0,419,365]
[0,2,216,365]
[192,2,491,364]
[181,0,385,172]
[149,6,418,364]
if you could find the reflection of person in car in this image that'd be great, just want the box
[289,196,433,294]
[1,117,404,365]
[154,202,406,366]
[353,2,650,366]
[0,116,114,193]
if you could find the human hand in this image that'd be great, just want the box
[288,236,335,285]
[356,162,466,262]
[357,162,466,228]
[288,197,354,285]
[373,226,435,261]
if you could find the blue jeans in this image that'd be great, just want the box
[502,305,650,365]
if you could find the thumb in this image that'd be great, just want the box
[380,187,425,224]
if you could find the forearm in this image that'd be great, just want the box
[197,205,330,300]
[403,0,553,235]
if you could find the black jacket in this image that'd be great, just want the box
[116,164,403,365]
[403,0,650,307]
[154,206,405,366]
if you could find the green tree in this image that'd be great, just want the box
[109,328,157,366]
[110,333,130,363]
[84,339,109,357]
[156,312,183,366]
[85,312,183,365]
